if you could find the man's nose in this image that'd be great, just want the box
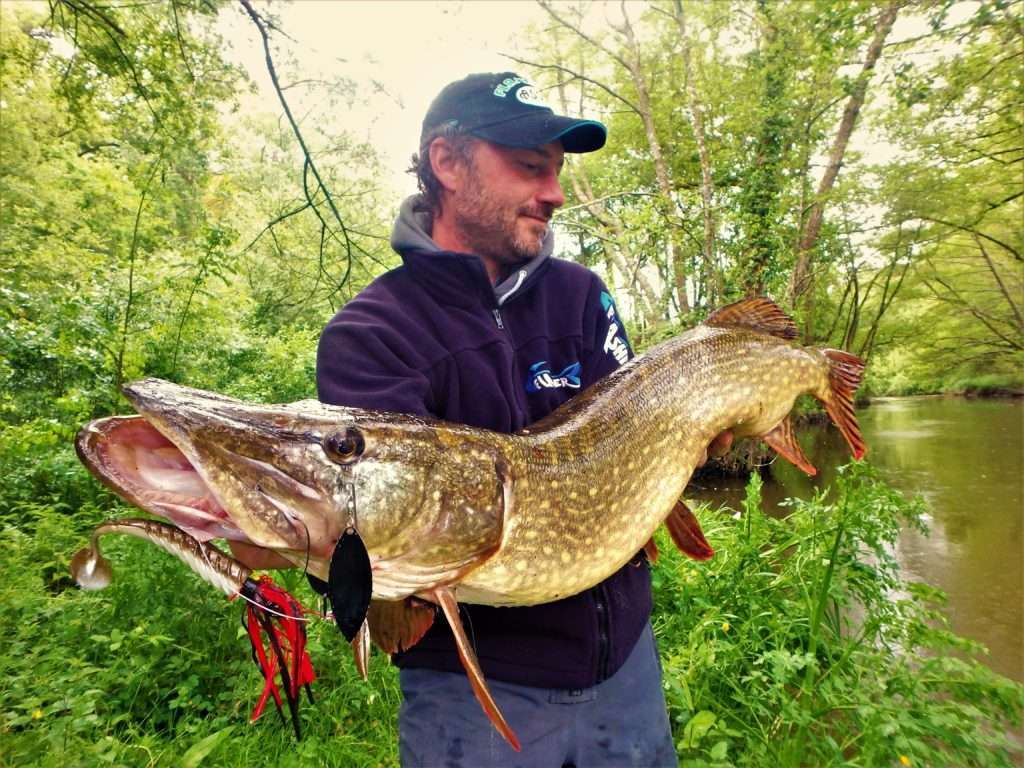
[537,171,565,209]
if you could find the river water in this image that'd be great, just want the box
[687,396,1023,684]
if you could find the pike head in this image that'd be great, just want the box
[76,379,508,595]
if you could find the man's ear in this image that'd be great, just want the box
[429,137,465,193]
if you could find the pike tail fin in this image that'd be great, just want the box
[820,349,867,460]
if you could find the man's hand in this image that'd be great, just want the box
[699,431,734,466]
[228,540,294,571]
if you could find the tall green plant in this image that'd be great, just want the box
[654,464,1023,766]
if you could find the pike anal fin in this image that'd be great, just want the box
[431,587,522,752]
[761,416,816,476]
[643,537,659,564]
[665,500,714,561]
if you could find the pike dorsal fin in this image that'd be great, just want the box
[366,598,436,654]
[665,499,714,561]
[705,297,798,340]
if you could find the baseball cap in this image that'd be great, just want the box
[421,72,607,153]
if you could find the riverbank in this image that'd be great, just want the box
[689,397,1024,687]
[867,388,1024,401]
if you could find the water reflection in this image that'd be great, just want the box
[686,397,1023,683]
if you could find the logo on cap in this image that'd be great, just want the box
[493,75,528,98]
[515,85,548,108]
[493,76,549,109]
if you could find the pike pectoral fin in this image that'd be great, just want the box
[351,620,371,680]
[643,537,659,564]
[761,416,816,476]
[821,349,867,460]
[327,528,372,642]
[665,500,714,561]
[366,598,436,654]
[431,587,521,753]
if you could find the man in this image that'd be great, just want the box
[312,72,678,767]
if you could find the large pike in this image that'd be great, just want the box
[73,298,865,749]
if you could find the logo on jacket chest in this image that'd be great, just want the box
[526,360,582,393]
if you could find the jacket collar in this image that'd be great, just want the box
[390,195,553,308]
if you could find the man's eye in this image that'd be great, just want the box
[521,162,540,172]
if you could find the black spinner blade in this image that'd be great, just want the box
[327,527,372,642]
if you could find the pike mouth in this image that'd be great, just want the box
[76,416,240,542]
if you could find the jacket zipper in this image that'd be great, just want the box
[595,584,611,682]
[491,305,534,430]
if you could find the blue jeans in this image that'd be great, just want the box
[398,623,677,767]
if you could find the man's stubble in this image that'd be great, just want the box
[452,158,552,268]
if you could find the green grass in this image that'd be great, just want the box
[1,461,1022,767]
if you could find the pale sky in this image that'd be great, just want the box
[217,1,556,196]
[215,0,968,203]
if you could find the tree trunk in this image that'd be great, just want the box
[539,0,691,314]
[549,62,662,322]
[674,0,719,307]
[790,1,901,339]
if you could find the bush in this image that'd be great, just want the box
[653,465,1023,766]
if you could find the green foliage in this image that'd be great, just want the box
[0,1,1020,765]
[3,465,1019,766]
[0,502,401,767]
[653,465,1023,766]
[526,0,1021,388]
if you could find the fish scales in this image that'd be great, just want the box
[72,298,866,751]
[456,324,832,605]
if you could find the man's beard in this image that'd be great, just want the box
[452,167,552,266]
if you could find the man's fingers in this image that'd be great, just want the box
[708,431,734,459]
[228,540,294,570]
[697,431,734,466]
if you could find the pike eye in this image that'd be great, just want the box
[325,428,365,464]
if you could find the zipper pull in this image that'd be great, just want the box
[492,308,504,330]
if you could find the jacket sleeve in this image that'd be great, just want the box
[580,275,634,386]
[316,299,435,417]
